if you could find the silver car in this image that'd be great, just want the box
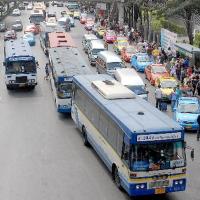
[11,20,23,31]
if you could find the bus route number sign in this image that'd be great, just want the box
[137,132,182,142]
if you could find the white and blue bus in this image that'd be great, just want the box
[71,74,186,197]
[4,40,37,90]
[48,47,92,113]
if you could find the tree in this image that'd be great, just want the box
[164,0,200,45]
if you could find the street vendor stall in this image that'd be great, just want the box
[174,43,200,67]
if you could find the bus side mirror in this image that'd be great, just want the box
[3,62,5,66]
[36,61,39,66]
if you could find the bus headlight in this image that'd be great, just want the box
[135,183,146,189]
[175,181,179,185]
[31,79,35,83]
[140,184,145,189]
[136,185,140,189]
[179,180,183,185]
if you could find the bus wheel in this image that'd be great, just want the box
[82,126,90,147]
[6,85,12,90]
[29,86,35,90]
[113,166,122,189]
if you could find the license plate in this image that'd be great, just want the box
[155,188,166,194]
[186,125,192,129]
[19,83,26,87]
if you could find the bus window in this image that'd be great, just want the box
[57,82,72,99]
[6,60,36,74]
[131,142,185,171]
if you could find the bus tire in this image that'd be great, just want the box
[82,126,90,147]
[112,165,122,189]
[6,85,12,90]
[29,85,35,90]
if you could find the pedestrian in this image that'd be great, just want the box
[104,41,108,50]
[175,85,182,99]
[155,85,162,109]
[44,63,50,80]
[171,88,177,112]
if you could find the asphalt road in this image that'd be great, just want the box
[0,5,199,200]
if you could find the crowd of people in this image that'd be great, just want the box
[94,17,200,111]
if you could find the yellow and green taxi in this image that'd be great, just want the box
[73,11,80,19]
[61,10,73,17]
[156,77,178,101]
[96,27,106,39]
[113,36,128,55]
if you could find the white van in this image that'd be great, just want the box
[82,34,98,53]
[88,40,105,65]
[96,51,125,75]
[114,68,148,100]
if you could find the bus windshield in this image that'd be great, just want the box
[6,60,36,74]
[57,82,72,99]
[30,15,45,24]
[131,141,185,171]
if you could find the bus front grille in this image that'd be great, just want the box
[16,76,27,83]
[149,180,169,189]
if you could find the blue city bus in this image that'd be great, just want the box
[48,47,92,113]
[4,40,37,90]
[71,74,186,197]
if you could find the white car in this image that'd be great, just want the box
[27,4,33,10]
[12,9,21,16]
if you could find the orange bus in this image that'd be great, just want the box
[48,32,76,48]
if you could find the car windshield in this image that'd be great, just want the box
[24,33,33,38]
[107,31,115,36]
[161,80,177,88]
[178,103,199,113]
[81,14,87,18]
[107,62,124,70]
[6,60,36,74]
[126,47,135,54]
[131,141,185,171]
[57,82,72,99]
[127,85,147,95]
[58,20,66,26]
[152,66,167,73]
[118,41,128,47]
[137,55,150,62]
[92,49,104,55]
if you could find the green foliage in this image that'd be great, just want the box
[151,13,186,35]
[161,19,186,35]
[194,33,200,48]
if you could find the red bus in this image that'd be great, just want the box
[48,32,76,48]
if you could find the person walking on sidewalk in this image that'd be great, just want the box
[155,85,162,109]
